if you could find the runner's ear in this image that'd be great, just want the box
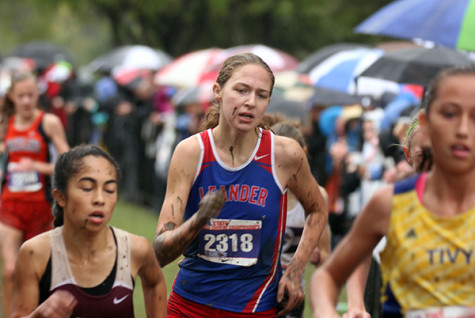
[53,189,66,208]
[213,83,222,102]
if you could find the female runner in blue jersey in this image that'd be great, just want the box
[153,52,328,317]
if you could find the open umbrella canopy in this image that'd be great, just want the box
[274,70,366,107]
[171,82,215,108]
[112,68,153,90]
[156,45,297,89]
[266,92,309,122]
[154,48,224,88]
[355,0,475,52]
[41,61,73,83]
[297,43,371,74]
[89,45,172,74]
[8,41,75,71]
[210,44,299,74]
[310,86,368,107]
[306,47,384,94]
[358,46,475,86]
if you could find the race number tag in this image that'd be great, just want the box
[7,171,42,192]
[198,218,262,266]
[406,306,475,318]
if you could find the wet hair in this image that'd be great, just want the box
[422,65,475,113]
[402,109,433,173]
[1,71,38,122]
[403,109,422,149]
[52,144,121,227]
[200,53,275,131]
[271,121,305,148]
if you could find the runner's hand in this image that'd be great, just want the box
[276,271,304,317]
[197,188,225,222]
[34,290,77,317]
[343,309,371,318]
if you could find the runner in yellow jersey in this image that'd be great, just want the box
[310,65,475,318]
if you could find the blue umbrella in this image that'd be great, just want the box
[355,0,475,52]
[297,43,371,74]
[307,47,384,94]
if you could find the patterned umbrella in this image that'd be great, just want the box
[297,43,371,74]
[154,48,224,88]
[211,44,299,74]
[355,0,475,52]
[306,47,384,94]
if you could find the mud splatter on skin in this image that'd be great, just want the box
[81,218,89,229]
[232,107,237,115]
[158,222,177,235]
[292,158,303,181]
[229,146,234,165]
[154,221,185,264]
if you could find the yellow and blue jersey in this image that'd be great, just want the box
[380,173,475,316]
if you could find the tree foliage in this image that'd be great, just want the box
[0,0,394,65]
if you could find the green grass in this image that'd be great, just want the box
[109,200,181,317]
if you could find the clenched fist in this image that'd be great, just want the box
[197,187,226,222]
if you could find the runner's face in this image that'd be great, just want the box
[424,74,475,174]
[215,64,272,132]
[8,79,39,118]
[61,156,118,231]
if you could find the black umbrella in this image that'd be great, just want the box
[358,46,475,87]
[267,94,309,122]
[297,43,371,74]
[310,86,367,107]
[8,41,75,71]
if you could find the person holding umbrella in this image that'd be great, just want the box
[153,52,328,317]
[0,70,69,318]
[310,65,475,317]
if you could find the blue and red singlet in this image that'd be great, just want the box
[173,128,287,313]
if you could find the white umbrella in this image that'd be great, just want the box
[89,45,172,73]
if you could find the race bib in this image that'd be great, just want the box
[7,163,42,192]
[198,218,261,266]
[406,306,475,318]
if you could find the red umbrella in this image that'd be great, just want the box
[154,48,224,88]
[112,68,153,90]
[155,45,298,89]
[208,44,299,75]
